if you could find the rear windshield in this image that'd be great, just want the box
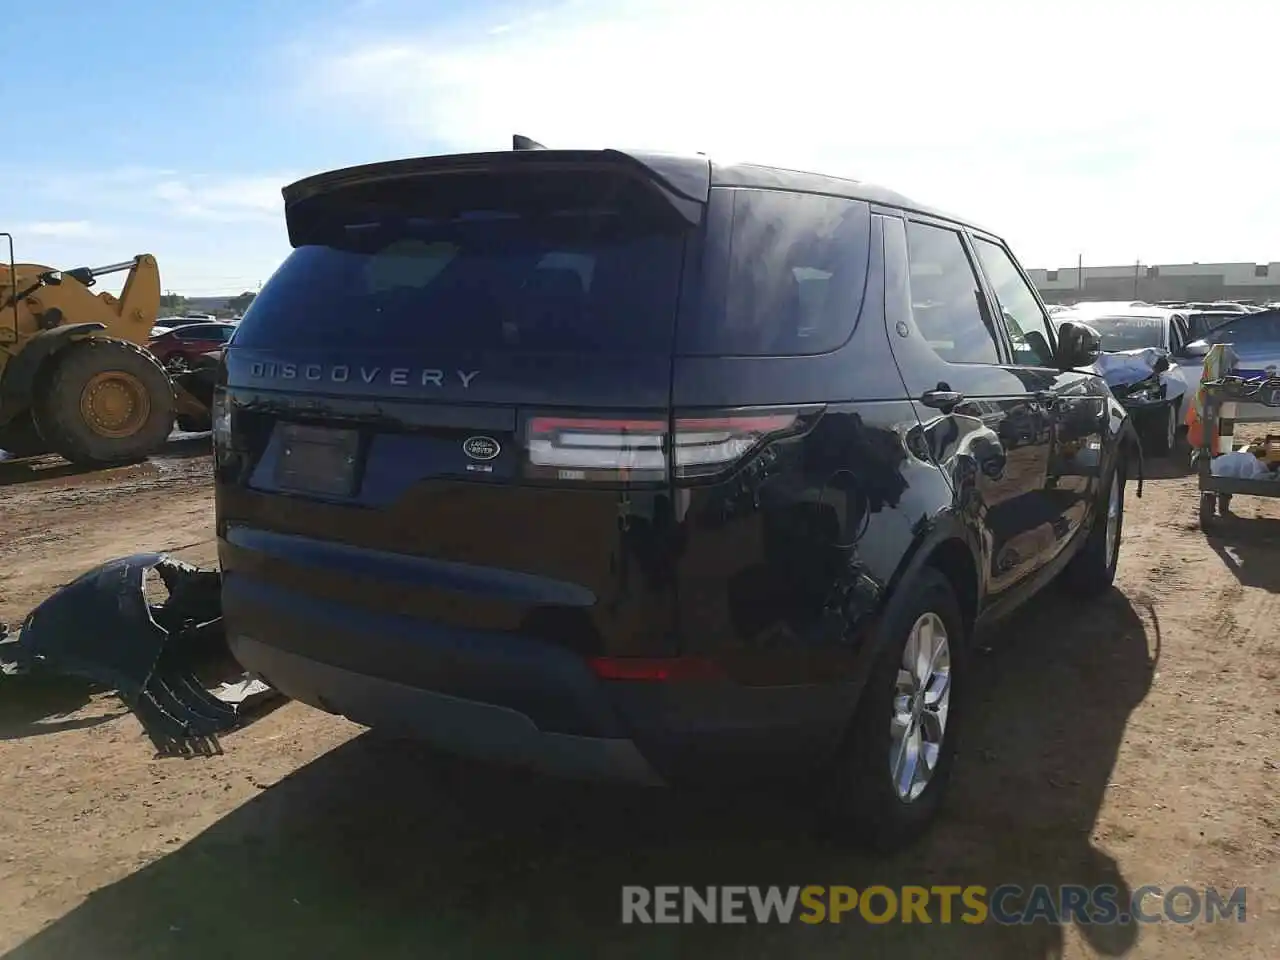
[679,188,871,356]
[235,169,688,353]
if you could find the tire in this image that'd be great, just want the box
[1062,460,1125,596]
[823,568,966,853]
[1142,403,1177,457]
[0,411,50,458]
[1199,492,1217,531]
[33,338,176,466]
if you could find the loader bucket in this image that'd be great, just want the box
[12,554,272,754]
[171,365,217,431]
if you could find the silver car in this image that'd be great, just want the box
[1053,307,1196,454]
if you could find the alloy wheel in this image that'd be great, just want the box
[1105,475,1122,567]
[890,612,952,801]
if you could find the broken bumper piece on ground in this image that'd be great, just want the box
[0,554,280,754]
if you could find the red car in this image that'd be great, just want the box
[147,322,236,369]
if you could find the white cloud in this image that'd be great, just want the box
[7,167,297,295]
[295,0,1280,268]
[151,175,287,222]
[31,167,293,224]
[21,220,100,240]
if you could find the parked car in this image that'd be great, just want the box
[1185,301,1255,315]
[1051,307,1195,455]
[150,316,195,336]
[1064,300,1156,314]
[147,322,237,369]
[1185,309,1244,340]
[1180,308,1280,378]
[212,144,1139,851]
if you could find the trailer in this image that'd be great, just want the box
[1191,343,1280,529]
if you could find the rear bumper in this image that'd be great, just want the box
[221,555,858,785]
[232,636,665,784]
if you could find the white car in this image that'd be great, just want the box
[1053,307,1196,455]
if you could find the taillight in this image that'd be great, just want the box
[670,414,800,480]
[526,416,667,483]
[524,409,814,484]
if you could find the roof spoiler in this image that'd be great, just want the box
[280,141,711,244]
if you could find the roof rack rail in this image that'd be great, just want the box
[513,134,547,151]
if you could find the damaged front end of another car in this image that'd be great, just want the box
[1098,351,1182,455]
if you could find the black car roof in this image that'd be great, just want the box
[282,147,996,240]
[708,158,988,232]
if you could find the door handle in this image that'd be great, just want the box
[921,389,965,412]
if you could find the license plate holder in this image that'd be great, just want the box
[274,424,360,497]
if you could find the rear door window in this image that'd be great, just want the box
[904,221,1000,364]
[1213,312,1280,347]
[679,188,871,356]
[1206,318,1269,344]
[235,169,689,354]
[173,324,216,341]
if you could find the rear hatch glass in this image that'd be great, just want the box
[235,168,689,354]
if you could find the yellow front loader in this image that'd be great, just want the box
[0,232,177,465]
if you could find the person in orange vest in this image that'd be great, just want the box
[1185,343,1236,455]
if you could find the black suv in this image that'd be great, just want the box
[213,144,1137,849]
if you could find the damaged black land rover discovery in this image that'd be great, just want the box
[212,141,1139,851]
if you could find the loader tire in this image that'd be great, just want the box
[34,339,176,466]
[0,411,50,459]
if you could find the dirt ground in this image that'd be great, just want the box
[0,440,1276,959]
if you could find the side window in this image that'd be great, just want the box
[685,189,872,356]
[1169,317,1185,354]
[1208,320,1259,344]
[904,222,999,364]
[972,238,1056,367]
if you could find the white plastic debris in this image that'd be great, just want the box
[1210,451,1273,480]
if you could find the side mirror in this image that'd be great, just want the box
[1056,319,1101,369]
[1152,355,1171,374]
[38,270,62,286]
[1181,340,1210,359]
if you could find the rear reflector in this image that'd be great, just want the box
[588,656,724,681]
[525,410,810,484]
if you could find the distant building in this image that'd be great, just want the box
[1027,262,1280,304]
[183,296,234,314]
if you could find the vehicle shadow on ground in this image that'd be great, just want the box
[1139,449,1194,481]
[3,588,1155,960]
[0,435,209,488]
[1203,513,1280,592]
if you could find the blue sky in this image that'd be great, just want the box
[5,0,1278,294]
